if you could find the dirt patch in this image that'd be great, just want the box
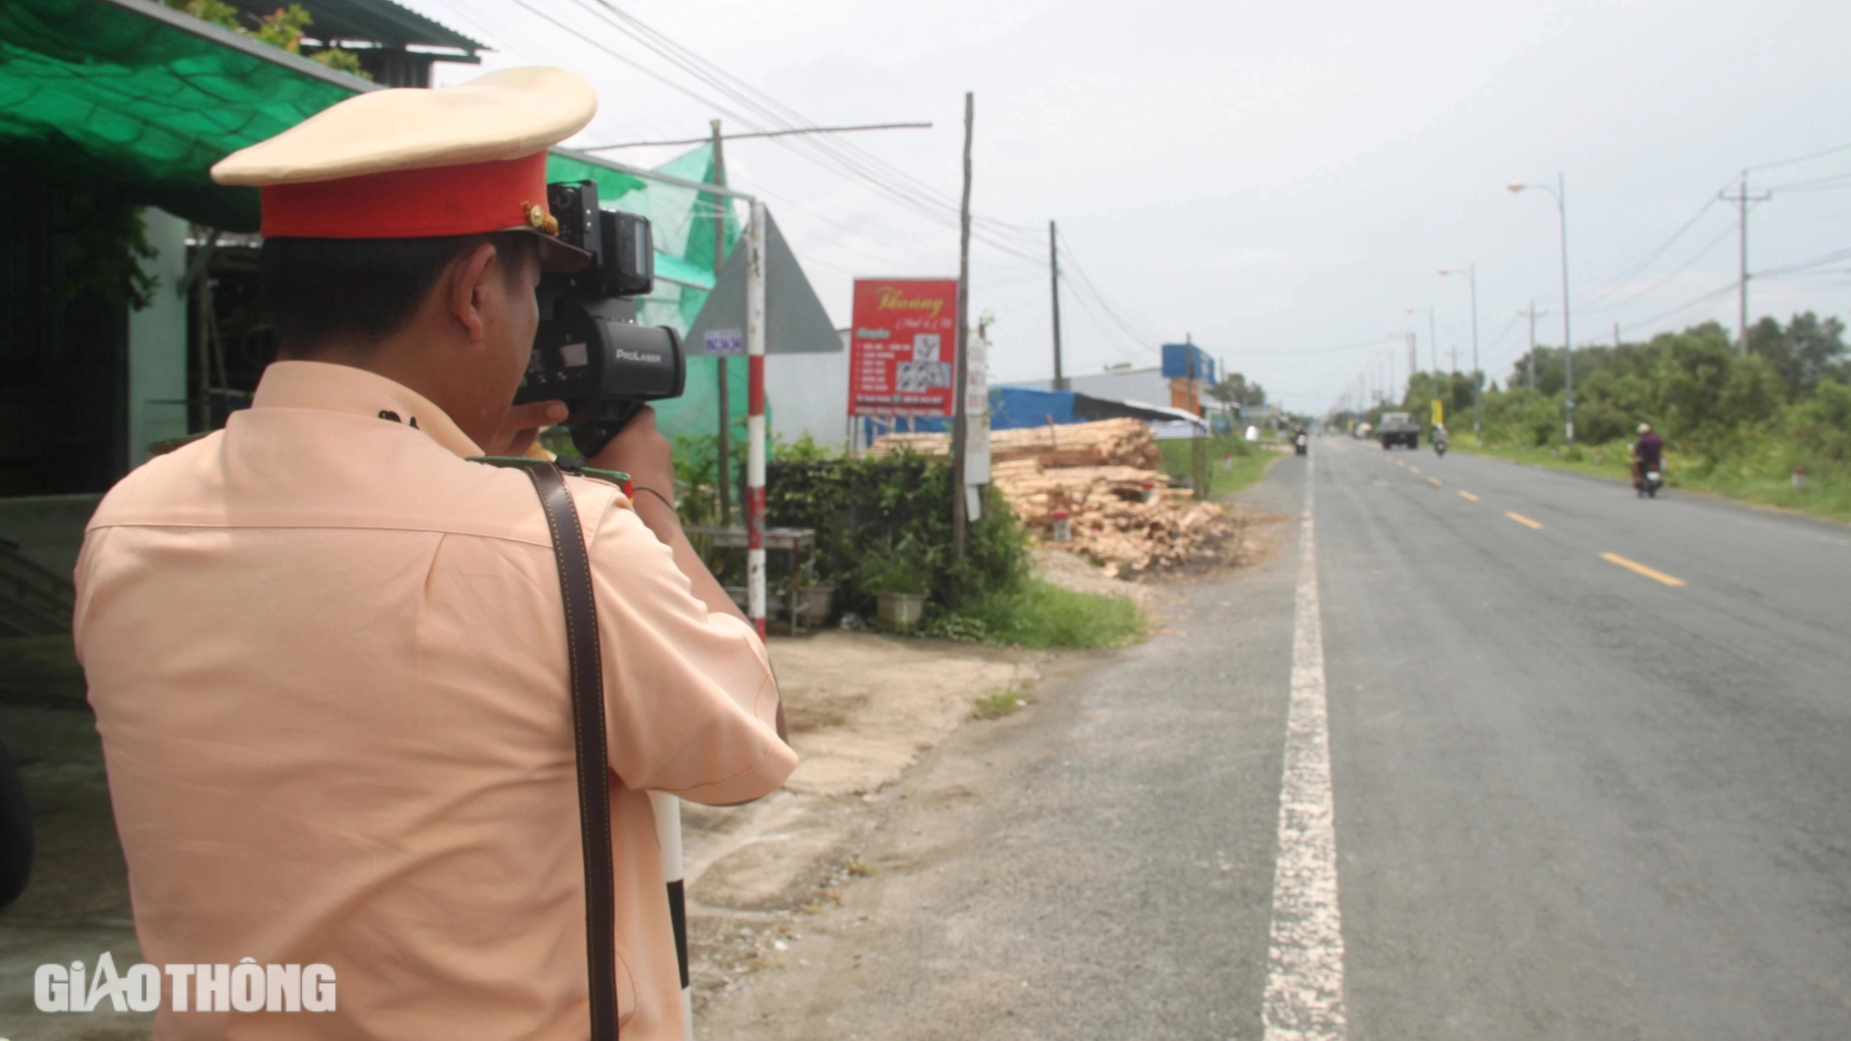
[677,631,1075,1017]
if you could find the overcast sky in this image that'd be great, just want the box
[404,0,1851,414]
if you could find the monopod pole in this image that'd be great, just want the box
[649,791,694,1039]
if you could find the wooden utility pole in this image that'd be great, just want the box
[1049,220,1066,390]
[710,119,733,524]
[951,92,975,559]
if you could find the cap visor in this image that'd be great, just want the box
[520,228,593,273]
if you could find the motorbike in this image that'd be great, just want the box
[1433,435,1448,457]
[1294,433,1309,456]
[1635,463,1664,498]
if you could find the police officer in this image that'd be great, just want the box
[74,68,794,1039]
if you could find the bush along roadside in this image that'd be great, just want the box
[1353,314,1851,525]
[1156,434,1279,498]
[766,453,1145,649]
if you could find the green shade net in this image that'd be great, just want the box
[0,0,360,230]
[1,0,749,442]
[559,142,746,445]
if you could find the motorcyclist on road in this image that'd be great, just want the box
[1431,423,1448,449]
[1631,423,1663,489]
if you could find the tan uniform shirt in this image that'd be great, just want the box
[74,361,795,1040]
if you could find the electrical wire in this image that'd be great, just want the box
[565,0,1046,251]
[1578,224,1737,317]
[1617,280,1738,335]
[1748,140,1851,171]
[1577,194,1723,304]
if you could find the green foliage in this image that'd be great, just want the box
[1155,435,1275,496]
[168,0,239,29]
[57,190,159,311]
[1209,371,1267,407]
[971,688,1031,719]
[166,0,373,80]
[309,49,368,76]
[1470,313,1849,464]
[252,4,313,51]
[928,580,1146,649]
[1793,379,1851,462]
[765,454,1031,618]
[856,534,930,595]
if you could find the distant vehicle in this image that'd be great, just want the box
[1376,412,1421,450]
[1295,431,1309,456]
[1354,422,1373,439]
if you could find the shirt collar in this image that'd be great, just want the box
[251,360,484,459]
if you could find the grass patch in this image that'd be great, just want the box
[924,579,1146,649]
[1156,435,1282,497]
[1457,441,1851,525]
[971,688,1032,720]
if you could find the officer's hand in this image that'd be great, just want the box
[484,400,568,457]
[591,406,674,499]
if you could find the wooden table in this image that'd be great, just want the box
[685,526,819,631]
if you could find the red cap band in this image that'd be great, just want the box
[259,152,550,240]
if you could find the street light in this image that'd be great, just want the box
[1438,264,1481,443]
[1510,174,1574,445]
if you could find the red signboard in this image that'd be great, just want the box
[848,278,960,417]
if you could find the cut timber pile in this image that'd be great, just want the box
[868,418,1243,577]
[868,417,1163,470]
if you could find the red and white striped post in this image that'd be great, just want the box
[745,200,768,638]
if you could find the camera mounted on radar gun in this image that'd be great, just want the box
[513,179,687,458]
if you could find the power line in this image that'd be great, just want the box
[1577,194,1723,304]
[513,0,1045,264]
[583,122,933,150]
[1748,140,1851,171]
[1618,280,1738,335]
[1578,224,1736,316]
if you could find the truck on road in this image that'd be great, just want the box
[1376,412,1422,450]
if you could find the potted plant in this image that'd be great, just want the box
[788,558,836,628]
[858,540,929,632]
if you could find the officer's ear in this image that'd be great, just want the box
[446,242,503,343]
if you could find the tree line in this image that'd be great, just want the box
[1366,312,1850,471]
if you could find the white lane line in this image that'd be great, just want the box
[1262,457,1348,1041]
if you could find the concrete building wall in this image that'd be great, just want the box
[126,208,191,468]
[1019,367,1173,408]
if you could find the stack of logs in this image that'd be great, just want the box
[868,418,1243,577]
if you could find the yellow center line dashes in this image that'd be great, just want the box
[1601,552,1686,587]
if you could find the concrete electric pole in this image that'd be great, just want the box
[1049,220,1066,390]
[1720,169,1772,355]
[1518,301,1548,391]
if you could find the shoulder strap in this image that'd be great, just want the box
[519,463,620,1041]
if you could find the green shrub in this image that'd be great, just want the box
[766,454,1030,618]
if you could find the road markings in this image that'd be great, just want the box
[1263,456,1348,1041]
[1458,490,1479,502]
[1409,465,1421,474]
[1428,476,1443,486]
[1506,511,1543,529]
[1601,552,1686,587]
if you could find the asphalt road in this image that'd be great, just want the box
[702,441,1851,1041]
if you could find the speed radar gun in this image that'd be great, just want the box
[514,179,686,458]
[515,180,696,1036]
